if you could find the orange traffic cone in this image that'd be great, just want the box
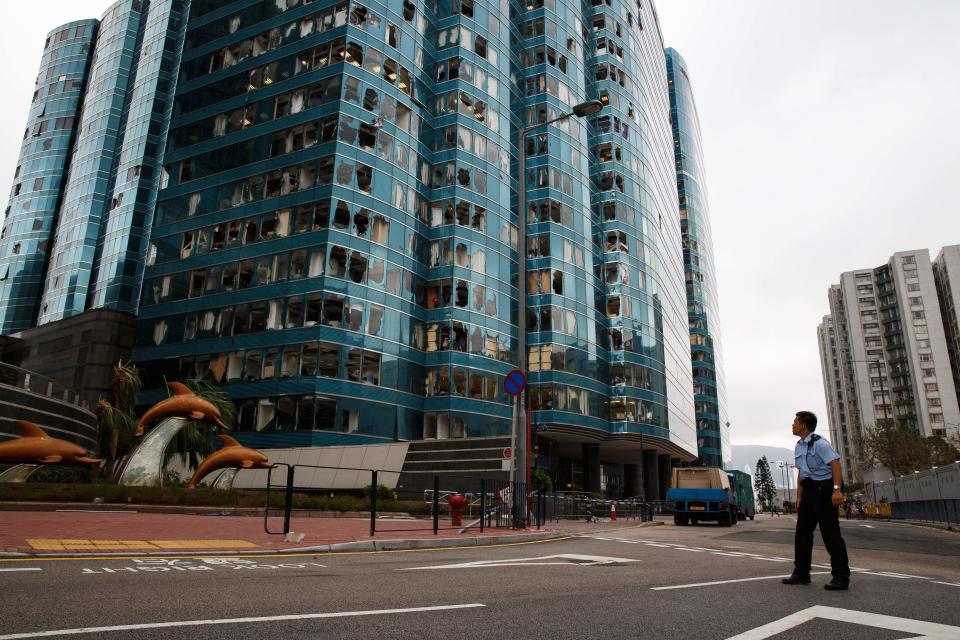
[610,502,617,521]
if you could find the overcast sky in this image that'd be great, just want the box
[2,2,959,451]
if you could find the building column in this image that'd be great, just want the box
[624,463,642,499]
[643,450,659,500]
[582,443,601,494]
[658,455,672,502]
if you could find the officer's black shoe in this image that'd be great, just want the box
[781,574,811,585]
[823,578,849,591]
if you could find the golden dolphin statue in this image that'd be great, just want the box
[186,434,274,489]
[0,420,102,465]
[135,382,227,436]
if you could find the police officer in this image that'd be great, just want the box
[782,410,851,590]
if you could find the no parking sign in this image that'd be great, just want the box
[504,369,526,397]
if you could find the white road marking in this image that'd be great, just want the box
[0,568,41,573]
[859,524,875,529]
[876,571,931,579]
[851,569,912,579]
[0,604,486,640]
[402,554,639,570]
[652,571,830,591]
[581,535,955,587]
[725,605,960,640]
[932,581,960,587]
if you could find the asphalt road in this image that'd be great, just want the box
[1,517,958,640]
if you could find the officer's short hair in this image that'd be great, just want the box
[795,411,817,431]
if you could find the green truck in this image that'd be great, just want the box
[726,469,756,521]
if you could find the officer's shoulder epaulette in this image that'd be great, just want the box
[806,434,821,448]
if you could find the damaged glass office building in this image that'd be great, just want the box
[2,0,728,498]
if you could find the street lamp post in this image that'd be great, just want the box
[784,462,794,503]
[777,461,787,508]
[513,100,603,507]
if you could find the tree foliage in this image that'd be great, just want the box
[96,361,142,471]
[753,456,778,509]
[860,422,960,476]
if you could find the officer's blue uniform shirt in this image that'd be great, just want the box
[794,433,840,481]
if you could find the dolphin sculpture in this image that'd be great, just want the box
[186,434,274,489]
[135,382,227,436]
[0,420,102,466]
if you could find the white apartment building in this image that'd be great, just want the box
[818,247,960,482]
[817,314,856,484]
[933,245,960,412]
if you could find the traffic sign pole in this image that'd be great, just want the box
[504,369,527,510]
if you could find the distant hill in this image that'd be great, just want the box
[731,445,795,487]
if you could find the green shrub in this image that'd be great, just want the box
[362,483,398,502]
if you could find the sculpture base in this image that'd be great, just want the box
[117,417,188,487]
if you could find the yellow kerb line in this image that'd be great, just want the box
[26,539,259,551]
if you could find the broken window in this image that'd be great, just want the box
[323,295,345,327]
[329,246,347,277]
[371,215,388,244]
[348,251,368,283]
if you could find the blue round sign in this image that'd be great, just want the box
[504,369,526,397]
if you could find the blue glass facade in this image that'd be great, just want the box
[130,0,698,494]
[0,21,98,334]
[89,1,189,312]
[37,0,186,325]
[666,48,729,467]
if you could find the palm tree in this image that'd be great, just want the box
[96,361,141,475]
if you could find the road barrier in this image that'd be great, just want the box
[263,464,531,535]
[865,461,960,527]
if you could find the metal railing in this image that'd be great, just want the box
[264,464,531,535]
[537,492,657,523]
[0,361,87,409]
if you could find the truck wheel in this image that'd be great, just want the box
[718,512,730,526]
[674,514,688,526]
[749,515,754,521]
[690,517,699,526]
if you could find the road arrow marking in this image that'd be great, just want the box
[402,554,639,570]
[725,605,960,640]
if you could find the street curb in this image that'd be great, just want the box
[0,520,664,559]
[0,531,567,559]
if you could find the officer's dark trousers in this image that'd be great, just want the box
[794,478,850,581]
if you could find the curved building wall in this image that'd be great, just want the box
[0,21,98,334]
[585,3,695,456]
[88,0,188,313]
[37,2,148,324]
[666,48,728,467]
[0,362,98,452]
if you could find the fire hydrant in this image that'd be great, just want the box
[448,494,470,527]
